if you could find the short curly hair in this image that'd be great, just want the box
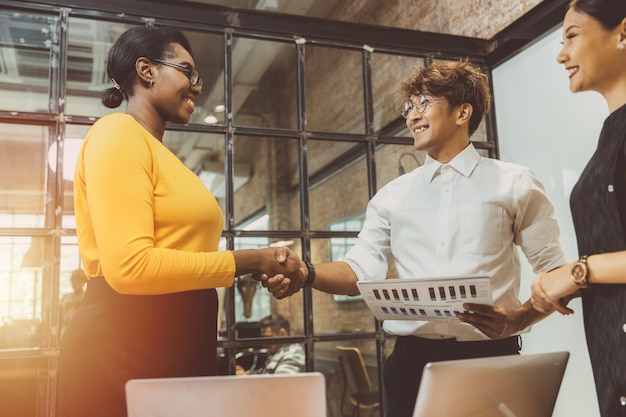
[400,59,491,137]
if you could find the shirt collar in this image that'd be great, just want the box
[422,143,480,183]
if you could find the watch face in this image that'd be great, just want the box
[572,263,587,283]
[572,264,584,279]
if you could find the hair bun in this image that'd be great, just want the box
[102,87,124,108]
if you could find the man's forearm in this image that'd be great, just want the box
[517,298,553,330]
[312,261,360,296]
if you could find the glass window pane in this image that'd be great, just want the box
[266,274,304,339]
[309,140,369,230]
[0,123,49,228]
[63,124,92,220]
[311,237,376,335]
[65,18,132,117]
[182,30,224,126]
[231,37,296,130]
[375,143,425,192]
[233,135,299,231]
[393,122,413,139]
[59,235,80,284]
[228,230,305,336]
[230,236,304,335]
[58,235,82,337]
[306,45,364,133]
[0,9,56,113]
[472,118,488,142]
[477,147,490,158]
[0,236,48,349]
[232,236,270,326]
[372,54,424,134]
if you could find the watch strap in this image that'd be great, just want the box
[304,260,316,288]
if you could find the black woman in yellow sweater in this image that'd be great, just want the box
[57,26,301,417]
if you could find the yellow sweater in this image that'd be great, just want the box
[74,113,235,294]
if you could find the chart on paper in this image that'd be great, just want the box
[356,276,493,321]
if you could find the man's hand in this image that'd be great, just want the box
[457,302,536,340]
[253,247,308,299]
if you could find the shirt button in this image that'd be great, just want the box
[622,324,626,333]
[620,396,626,406]
[440,242,445,247]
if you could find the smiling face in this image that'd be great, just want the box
[152,43,201,125]
[404,92,471,163]
[557,8,624,96]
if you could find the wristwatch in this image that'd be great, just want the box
[571,255,590,288]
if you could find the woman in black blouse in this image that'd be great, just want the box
[530,1,626,416]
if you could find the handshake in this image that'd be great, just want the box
[244,247,312,299]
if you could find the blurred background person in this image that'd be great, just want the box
[59,269,87,336]
[236,313,305,375]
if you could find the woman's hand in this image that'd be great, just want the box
[531,263,579,314]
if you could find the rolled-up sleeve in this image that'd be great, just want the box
[513,168,567,273]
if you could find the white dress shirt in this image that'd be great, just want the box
[343,144,566,341]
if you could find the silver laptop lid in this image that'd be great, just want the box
[126,372,327,417]
[412,351,569,417]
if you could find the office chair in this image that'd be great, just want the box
[336,346,380,417]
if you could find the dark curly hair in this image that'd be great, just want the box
[400,59,491,137]
[102,26,193,108]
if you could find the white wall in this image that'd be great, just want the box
[492,26,609,417]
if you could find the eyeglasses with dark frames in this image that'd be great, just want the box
[400,94,446,119]
[150,58,203,89]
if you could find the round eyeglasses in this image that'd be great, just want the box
[400,94,444,119]
[151,58,203,89]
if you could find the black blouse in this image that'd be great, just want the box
[569,102,626,417]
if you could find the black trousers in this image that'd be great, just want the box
[383,335,521,417]
[57,277,218,417]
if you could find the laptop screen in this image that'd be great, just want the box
[126,372,327,417]
[412,351,569,417]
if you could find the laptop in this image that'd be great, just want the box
[412,351,569,417]
[126,372,327,417]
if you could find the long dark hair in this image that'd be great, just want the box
[102,26,193,108]
[569,0,626,31]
